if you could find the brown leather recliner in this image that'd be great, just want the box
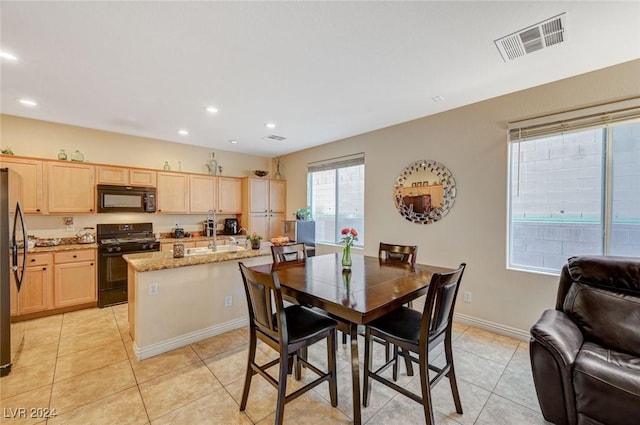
[530,255,640,425]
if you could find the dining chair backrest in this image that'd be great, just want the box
[421,263,466,344]
[271,243,307,264]
[239,262,287,344]
[379,243,418,267]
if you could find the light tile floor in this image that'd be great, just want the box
[0,305,550,424]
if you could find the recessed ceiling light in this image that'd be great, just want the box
[205,106,218,114]
[0,50,18,61]
[228,139,239,144]
[18,98,37,107]
[265,122,276,129]
[178,129,189,136]
[432,95,445,102]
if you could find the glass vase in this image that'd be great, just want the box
[341,244,352,270]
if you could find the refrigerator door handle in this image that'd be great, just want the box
[12,201,27,292]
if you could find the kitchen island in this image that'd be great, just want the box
[123,244,272,360]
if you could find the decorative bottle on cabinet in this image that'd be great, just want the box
[57,149,68,160]
[70,150,84,162]
[206,152,218,176]
[163,161,171,171]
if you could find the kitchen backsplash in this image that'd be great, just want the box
[24,213,237,239]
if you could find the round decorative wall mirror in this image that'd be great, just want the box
[393,160,457,224]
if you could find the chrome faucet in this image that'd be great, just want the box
[207,209,217,251]
[238,228,249,248]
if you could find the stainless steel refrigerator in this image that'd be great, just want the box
[1,168,27,377]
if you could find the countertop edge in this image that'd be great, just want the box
[123,246,272,272]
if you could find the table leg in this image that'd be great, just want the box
[349,322,362,425]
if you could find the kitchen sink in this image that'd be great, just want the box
[184,245,247,256]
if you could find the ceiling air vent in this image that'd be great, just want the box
[495,13,566,62]
[263,134,286,141]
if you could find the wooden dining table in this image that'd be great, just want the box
[248,252,455,425]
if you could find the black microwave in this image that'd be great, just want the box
[97,185,156,213]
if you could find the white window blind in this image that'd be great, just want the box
[508,98,640,142]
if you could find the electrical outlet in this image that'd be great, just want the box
[149,282,159,296]
[463,291,472,303]
[224,295,232,307]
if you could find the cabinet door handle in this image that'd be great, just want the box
[36,209,41,212]
[30,258,36,262]
[73,255,77,258]
[90,262,94,266]
[89,209,93,212]
[42,267,46,271]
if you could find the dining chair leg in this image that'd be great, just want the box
[419,359,436,425]
[275,350,289,425]
[294,349,305,380]
[240,332,257,411]
[401,348,414,376]
[392,344,400,381]
[327,330,338,407]
[362,328,373,407]
[445,337,463,414]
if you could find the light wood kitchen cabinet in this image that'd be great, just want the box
[53,249,96,308]
[7,253,51,316]
[189,175,218,213]
[157,171,189,213]
[217,177,242,213]
[188,175,242,214]
[97,165,157,187]
[242,178,286,239]
[18,253,53,315]
[0,155,46,213]
[47,161,95,213]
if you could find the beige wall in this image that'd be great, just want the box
[2,60,639,334]
[0,115,272,235]
[280,59,640,334]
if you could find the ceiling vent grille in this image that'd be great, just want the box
[495,13,566,62]
[263,134,286,141]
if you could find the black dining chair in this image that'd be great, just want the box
[363,263,467,425]
[378,242,418,270]
[271,243,307,264]
[374,242,419,362]
[238,262,338,425]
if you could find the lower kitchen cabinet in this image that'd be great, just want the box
[11,253,53,315]
[53,249,97,308]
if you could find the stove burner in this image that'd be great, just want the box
[99,237,157,246]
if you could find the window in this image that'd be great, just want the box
[308,153,365,246]
[508,101,640,274]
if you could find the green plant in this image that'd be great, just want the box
[247,232,263,241]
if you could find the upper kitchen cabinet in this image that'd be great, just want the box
[244,178,286,213]
[47,161,95,213]
[157,171,189,213]
[0,155,46,213]
[242,178,286,238]
[189,175,242,214]
[96,165,157,187]
[189,174,218,214]
[218,177,242,214]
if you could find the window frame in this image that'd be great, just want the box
[307,153,365,247]
[506,100,640,275]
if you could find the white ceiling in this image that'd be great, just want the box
[1,1,639,157]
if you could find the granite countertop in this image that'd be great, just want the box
[123,244,271,272]
[28,243,97,253]
[157,235,247,244]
